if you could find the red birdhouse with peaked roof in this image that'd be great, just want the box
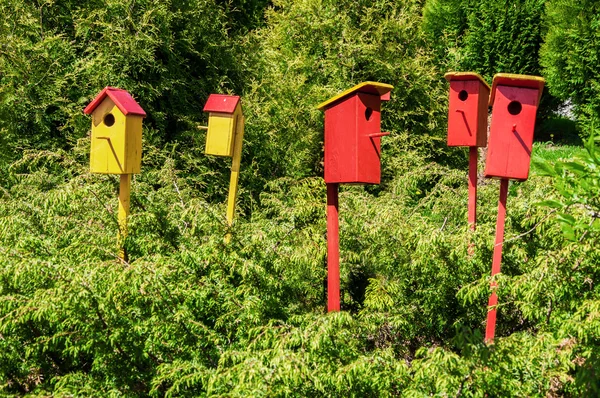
[317,81,393,185]
[484,73,545,181]
[445,72,490,147]
[84,87,146,174]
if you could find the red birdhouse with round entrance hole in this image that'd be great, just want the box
[317,82,393,185]
[484,73,545,181]
[445,72,490,147]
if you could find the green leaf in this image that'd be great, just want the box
[532,159,557,176]
[535,199,564,209]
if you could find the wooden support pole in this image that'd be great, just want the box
[327,183,340,312]
[117,174,131,261]
[225,115,245,243]
[468,146,478,256]
[485,178,509,343]
[468,146,478,230]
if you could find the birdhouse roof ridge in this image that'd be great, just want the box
[317,81,393,111]
[317,81,394,111]
[444,71,491,91]
[203,94,241,114]
[84,86,147,117]
[489,73,545,106]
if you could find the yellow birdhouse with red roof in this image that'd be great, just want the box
[203,94,242,157]
[84,87,146,174]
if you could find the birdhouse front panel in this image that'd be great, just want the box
[484,85,540,181]
[324,95,358,184]
[203,94,241,158]
[90,98,128,174]
[323,93,383,184]
[447,79,489,147]
[205,112,236,157]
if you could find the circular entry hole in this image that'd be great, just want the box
[103,113,115,127]
[507,101,522,115]
[365,107,373,121]
[458,90,469,101]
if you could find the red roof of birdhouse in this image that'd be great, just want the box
[83,87,147,117]
[203,94,241,114]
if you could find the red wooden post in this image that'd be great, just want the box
[468,146,478,230]
[327,183,340,312]
[485,178,509,343]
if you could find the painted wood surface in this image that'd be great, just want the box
[117,174,131,261]
[446,77,490,148]
[485,178,509,343]
[327,183,340,312]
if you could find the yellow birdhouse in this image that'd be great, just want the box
[203,94,242,157]
[84,87,146,174]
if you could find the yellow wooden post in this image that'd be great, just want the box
[117,174,131,261]
[225,114,245,243]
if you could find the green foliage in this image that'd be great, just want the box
[3,133,600,395]
[0,0,240,156]
[2,0,600,395]
[422,0,546,80]
[241,0,449,182]
[534,130,600,242]
[422,0,562,124]
[540,0,600,136]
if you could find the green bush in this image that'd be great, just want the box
[540,0,600,136]
[422,0,546,80]
[2,0,600,395]
[0,0,240,156]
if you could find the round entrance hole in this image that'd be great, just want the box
[507,101,522,115]
[104,113,115,127]
[365,107,373,121]
[458,90,469,101]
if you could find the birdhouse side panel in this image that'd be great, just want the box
[90,99,127,174]
[124,116,143,174]
[205,113,235,157]
[356,92,382,184]
[324,96,358,183]
[485,86,540,180]
[447,80,483,147]
[476,83,490,147]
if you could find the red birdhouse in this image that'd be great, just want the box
[317,82,393,184]
[445,72,490,147]
[484,73,545,181]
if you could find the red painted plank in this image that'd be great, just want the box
[468,146,478,230]
[485,178,509,343]
[327,183,340,312]
[447,80,489,147]
[485,86,539,180]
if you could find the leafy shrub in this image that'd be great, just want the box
[540,0,600,137]
[422,0,546,80]
[2,0,600,395]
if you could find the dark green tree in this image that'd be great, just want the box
[541,0,600,136]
